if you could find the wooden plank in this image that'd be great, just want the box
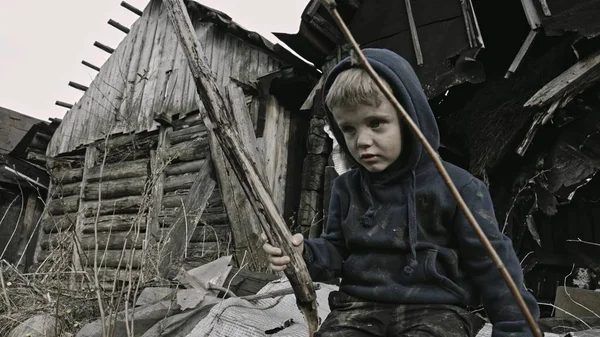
[117,0,154,128]
[139,0,170,132]
[73,146,97,283]
[505,30,540,79]
[133,0,162,133]
[271,106,291,212]
[87,159,149,182]
[220,33,233,87]
[159,159,216,274]
[258,96,281,195]
[525,49,600,108]
[147,127,169,237]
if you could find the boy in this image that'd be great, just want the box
[263,49,539,337]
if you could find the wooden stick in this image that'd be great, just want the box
[94,41,115,54]
[162,0,318,334]
[82,60,100,72]
[404,0,423,66]
[108,19,130,34]
[55,101,74,109]
[68,81,89,92]
[320,1,542,336]
[538,0,552,16]
[121,1,143,16]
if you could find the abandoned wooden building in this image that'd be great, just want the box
[277,0,600,312]
[35,0,318,281]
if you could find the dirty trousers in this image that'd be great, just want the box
[315,291,483,337]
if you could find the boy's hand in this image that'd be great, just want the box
[261,233,304,271]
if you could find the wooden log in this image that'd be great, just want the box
[84,267,141,283]
[94,41,114,54]
[157,206,227,227]
[163,173,197,192]
[40,232,72,250]
[297,190,323,233]
[81,60,100,72]
[87,159,149,182]
[96,132,158,152]
[108,19,130,34]
[68,81,89,92]
[168,124,208,145]
[163,1,317,332]
[46,196,80,215]
[79,231,144,250]
[147,129,169,237]
[80,249,143,269]
[121,1,143,16]
[166,138,210,163]
[52,168,83,184]
[42,214,77,233]
[82,195,144,217]
[164,159,205,176]
[55,101,74,109]
[73,146,96,277]
[84,177,147,200]
[82,214,146,233]
[54,181,81,198]
[300,154,327,191]
[171,111,203,130]
[307,117,331,155]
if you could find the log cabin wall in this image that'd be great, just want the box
[38,0,300,275]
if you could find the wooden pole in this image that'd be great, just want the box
[161,0,318,334]
[82,60,100,72]
[68,81,89,92]
[55,101,74,109]
[320,1,542,336]
[121,1,143,16]
[94,41,115,54]
[404,0,423,66]
[108,19,130,34]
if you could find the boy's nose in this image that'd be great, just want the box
[356,131,373,148]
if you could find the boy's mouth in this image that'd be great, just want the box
[360,153,378,163]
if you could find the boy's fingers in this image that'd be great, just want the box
[269,255,290,266]
[270,263,287,272]
[291,233,304,246]
[262,243,282,256]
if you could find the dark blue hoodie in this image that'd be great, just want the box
[303,49,540,337]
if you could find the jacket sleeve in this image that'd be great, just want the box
[303,178,349,282]
[455,178,540,337]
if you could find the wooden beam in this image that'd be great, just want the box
[82,60,100,72]
[520,0,541,29]
[68,81,88,92]
[121,1,143,16]
[538,0,551,16]
[404,0,423,66]
[94,41,114,54]
[505,30,539,79]
[108,19,130,34]
[55,101,73,109]
[162,0,318,333]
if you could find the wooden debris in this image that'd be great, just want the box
[163,0,319,333]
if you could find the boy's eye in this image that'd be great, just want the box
[340,126,355,134]
[369,119,385,128]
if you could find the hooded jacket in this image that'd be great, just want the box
[303,49,539,337]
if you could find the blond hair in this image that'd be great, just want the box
[325,67,392,111]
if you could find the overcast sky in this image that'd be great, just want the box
[0,0,309,122]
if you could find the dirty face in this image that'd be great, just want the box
[332,98,402,173]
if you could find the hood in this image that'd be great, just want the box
[323,48,439,178]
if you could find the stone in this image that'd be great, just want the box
[8,314,58,337]
[554,286,600,319]
[136,287,176,306]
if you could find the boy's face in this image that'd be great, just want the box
[332,98,402,172]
